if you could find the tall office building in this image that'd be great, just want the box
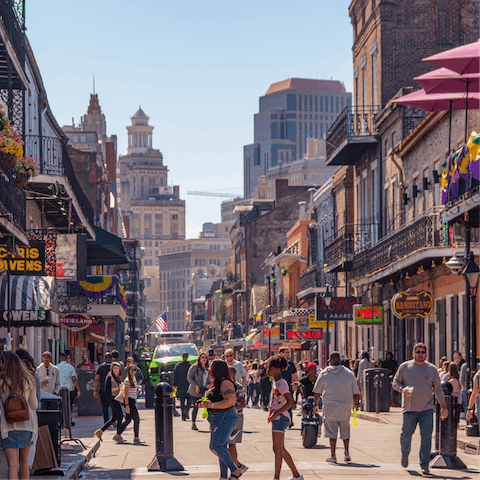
[118,108,186,324]
[244,78,352,197]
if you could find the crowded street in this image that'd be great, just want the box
[75,399,479,479]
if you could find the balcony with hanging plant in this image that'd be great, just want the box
[0,107,24,170]
[14,155,37,187]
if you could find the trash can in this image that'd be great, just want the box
[363,368,390,412]
[77,369,102,416]
[37,409,62,465]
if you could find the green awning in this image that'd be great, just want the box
[87,226,130,266]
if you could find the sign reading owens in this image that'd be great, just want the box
[0,242,45,275]
[393,291,433,318]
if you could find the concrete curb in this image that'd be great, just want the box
[356,411,393,425]
[357,411,480,455]
[60,438,101,480]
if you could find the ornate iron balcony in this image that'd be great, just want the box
[0,157,26,230]
[324,224,378,272]
[325,106,378,165]
[352,214,446,280]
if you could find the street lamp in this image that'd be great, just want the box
[267,320,273,357]
[323,286,333,365]
[463,252,480,386]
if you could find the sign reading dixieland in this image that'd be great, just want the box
[60,313,93,332]
[392,291,433,318]
[0,243,45,275]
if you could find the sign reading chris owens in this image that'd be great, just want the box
[392,291,433,318]
[0,242,45,275]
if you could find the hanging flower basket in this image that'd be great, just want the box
[1,152,17,169]
[15,172,29,187]
[14,156,37,183]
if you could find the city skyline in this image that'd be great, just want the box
[26,0,354,238]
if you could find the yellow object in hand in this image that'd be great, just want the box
[352,408,358,427]
[172,387,177,398]
[201,392,209,419]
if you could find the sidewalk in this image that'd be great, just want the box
[357,406,480,455]
[0,410,100,480]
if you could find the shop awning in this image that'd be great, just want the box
[87,226,130,266]
[0,276,55,326]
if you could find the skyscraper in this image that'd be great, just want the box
[244,78,352,197]
[118,107,186,325]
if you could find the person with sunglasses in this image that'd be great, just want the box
[224,349,247,394]
[393,342,448,476]
[36,351,61,396]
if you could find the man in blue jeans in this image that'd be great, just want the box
[393,342,448,476]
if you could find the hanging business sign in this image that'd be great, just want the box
[55,234,87,281]
[354,305,384,325]
[60,313,93,332]
[0,243,45,275]
[286,321,323,340]
[315,296,358,322]
[0,309,51,327]
[393,291,433,318]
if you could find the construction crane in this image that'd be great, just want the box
[187,191,242,199]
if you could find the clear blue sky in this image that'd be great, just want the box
[26,0,354,239]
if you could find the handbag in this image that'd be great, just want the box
[114,384,125,403]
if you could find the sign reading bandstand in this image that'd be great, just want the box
[393,291,433,318]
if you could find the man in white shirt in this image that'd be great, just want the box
[57,353,80,426]
[36,351,61,395]
[224,349,247,392]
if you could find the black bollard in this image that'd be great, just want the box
[147,382,184,472]
[430,383,466,469]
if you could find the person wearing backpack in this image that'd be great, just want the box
[0,351,38,480]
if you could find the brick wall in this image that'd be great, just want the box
[350,0,479,108]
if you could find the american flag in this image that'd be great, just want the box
[155,311,167,332]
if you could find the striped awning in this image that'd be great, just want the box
[0,276,55,326]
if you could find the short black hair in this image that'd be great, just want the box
[111,350,119,358]
[267,355,287,371]
[182,352,189,359]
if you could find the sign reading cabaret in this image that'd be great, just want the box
[393,291,433,318]
[315,296,358,321]
[0,243,45,275]
[354,305,384,325]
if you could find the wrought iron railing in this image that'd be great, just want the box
[352,214,446,280]
[324,223,378,268]
[24,135,63,176]
[326,106,378,158]
[0,155,26,229]
[299,262,335,290]
[0,1,25,66]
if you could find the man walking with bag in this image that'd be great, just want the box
[393,342,448,475]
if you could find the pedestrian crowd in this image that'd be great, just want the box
[169,343,480,480]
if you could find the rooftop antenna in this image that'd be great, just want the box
[93,74,95,94]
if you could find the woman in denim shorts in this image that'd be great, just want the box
[267,355,303,480]
[0,351,38,480]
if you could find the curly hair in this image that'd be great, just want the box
[267,354,287,371]
[0,351,35,396]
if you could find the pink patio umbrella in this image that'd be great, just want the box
[414,68,480,141]
[422,39,479,75]
[414,68,480,94]
[392,89,480,152]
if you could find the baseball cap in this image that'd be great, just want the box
[42,351,52,357]
[306,362,317,371]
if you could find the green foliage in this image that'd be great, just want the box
[216,301,227,323]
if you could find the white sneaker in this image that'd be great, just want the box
[288,476,304,480]
[326,456,337,463]
[344,452,351,462]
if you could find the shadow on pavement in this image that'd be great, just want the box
[333,462,380,468]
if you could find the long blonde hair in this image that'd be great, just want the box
[0,351,35,396]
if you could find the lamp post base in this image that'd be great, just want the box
[148,455,184,472]
[430,454,466,470]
